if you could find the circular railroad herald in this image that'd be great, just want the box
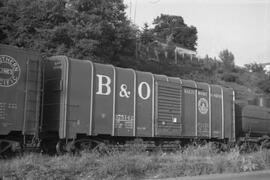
[0,55,21,87]
[198,97,209,114]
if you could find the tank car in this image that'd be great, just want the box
[235,103,270,149]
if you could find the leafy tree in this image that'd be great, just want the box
[221,73,239,83]
[0,0,135,63]
[258,78,270,94]
[219,49,235,72]
[244,62,265,73]
[152,14,197,50]
[140,23,154,45]
[200,55,222,75]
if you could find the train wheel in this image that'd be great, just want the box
[240,141,259,153]
[56,141,67,155]
[260,140,270,151]
[0,140,12,158]
[40,140,57,155]
[75,139,98,151]
[0,140,20,158]
[74,139,108,154]
[250,143,260,152]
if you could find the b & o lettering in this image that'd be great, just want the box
[138,82,151,100]
[96,74,111,95]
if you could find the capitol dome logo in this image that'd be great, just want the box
[198,98,209,115]
[0,55,20,87]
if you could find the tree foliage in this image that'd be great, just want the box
[258,78,270,94]
[244,63,265,73]
[1,1,268,99]
[219,49,235,72]
[152,14,197,50]
[0,0,136,63]
[140,23,154,45]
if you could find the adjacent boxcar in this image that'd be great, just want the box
[0,44,42,150]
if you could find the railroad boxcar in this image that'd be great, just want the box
[42,55,236,153]
[0,44,42,154]
[0,45,240,155]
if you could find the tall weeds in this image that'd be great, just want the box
[1,143,270,180]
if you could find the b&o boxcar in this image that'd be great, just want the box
[1,44,270,155]
[41,55,235,152]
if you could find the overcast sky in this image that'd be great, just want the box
[124,0,270,66]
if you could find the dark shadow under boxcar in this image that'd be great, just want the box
[0,44,42,136]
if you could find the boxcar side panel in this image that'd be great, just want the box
[135,71,154,137]
[114,68,135,137]
[181,80,196,137]
[223,88,234,140]
[155,80,182,137]
[210,85,223,139]
[196,82,210,137]
[65,59,93,139]
[168,77,182,84]
[92,63,115,135]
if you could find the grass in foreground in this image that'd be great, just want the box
[1,144,270,180]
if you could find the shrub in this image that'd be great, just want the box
[221,73,239,83]
[1,144,270,179]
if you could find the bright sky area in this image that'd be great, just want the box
[124,0,270,66]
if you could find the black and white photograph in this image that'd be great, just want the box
[0,0,270,179]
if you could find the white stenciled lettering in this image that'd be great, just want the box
[115,114,134,129]
[198,91,207,97]
[138,82,151,100]
[184,88,195,95]
[96,74,111,95]
[119,84,131,98]
[211,93,222,98]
